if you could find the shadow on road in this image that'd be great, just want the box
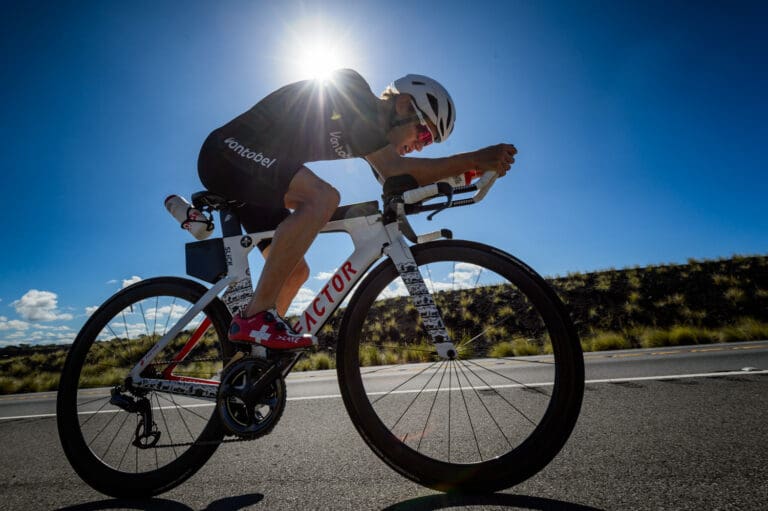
[383,493,605,511]
[55,493,264,511]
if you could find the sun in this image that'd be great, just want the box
[282,18,358,81]
[297,41,347,81]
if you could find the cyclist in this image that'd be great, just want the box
[197,69,517,350]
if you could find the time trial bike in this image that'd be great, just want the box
[56,172,584,497]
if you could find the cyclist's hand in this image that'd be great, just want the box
[473,144,517,176]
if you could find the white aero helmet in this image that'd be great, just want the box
[391,74,455,143]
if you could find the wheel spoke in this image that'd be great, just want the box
[100,410,132,461]
[457,314,514,349]
[463,358,551,398]
[154,392,178,457]
[447,358,452,462]
[459,359,538,426]
[169,394,197,441]
[389,361,446,432]
[116,416,135,470]
[452,360,483,461]
[498,356,555,366]
[371,360,441,406]
[416,361,450,453]
[456,361,514,448]
[87,404,121,446]
[156,393,210,422]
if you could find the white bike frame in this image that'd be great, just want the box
[129,172,499,399]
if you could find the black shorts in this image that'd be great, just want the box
[197,128,301,249]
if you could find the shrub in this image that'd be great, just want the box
[510,337,540,356]
[586,332,631,351]
[668,326,698,346]
[717,326,746,343]
[668,326,717,346]
[0,377,21,394]
[311,352,334,370]
[489,341,515,358]
[292,352,335,371]
[732,318,768,341]
[640,329,671,348]
[724,287,746,303]
[292,358,313,371]
[402,343,434,363]
[359,344,382,366]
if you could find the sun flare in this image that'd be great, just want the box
[283,18,358,81]
[297,42,347,80]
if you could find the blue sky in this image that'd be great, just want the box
[1,0,766,346]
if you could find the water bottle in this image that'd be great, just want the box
[164,195,214,240]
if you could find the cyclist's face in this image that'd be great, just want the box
[388,95,437,156]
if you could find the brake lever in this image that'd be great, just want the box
[426,182,454,221]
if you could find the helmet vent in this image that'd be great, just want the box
[427,94,439,116]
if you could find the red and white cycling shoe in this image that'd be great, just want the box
[228,309,317,350]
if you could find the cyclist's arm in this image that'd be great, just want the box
[365,143,516,186]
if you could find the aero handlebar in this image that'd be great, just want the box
[401,171,499,216]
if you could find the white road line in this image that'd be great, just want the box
[1,369,765,421]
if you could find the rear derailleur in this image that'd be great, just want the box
[216,354,288,440]
[109,386,161,448]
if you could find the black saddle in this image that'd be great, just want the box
[191,191,242,211]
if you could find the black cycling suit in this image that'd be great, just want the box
[197,69,388,248]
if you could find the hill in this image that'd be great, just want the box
[2,254,767,393]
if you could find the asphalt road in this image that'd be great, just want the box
[1,341,767,510]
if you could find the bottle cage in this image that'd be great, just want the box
[182,207,215,234]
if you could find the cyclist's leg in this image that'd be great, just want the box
[246,166,340,316]
[265,247,310,317]
[236,204,310,317]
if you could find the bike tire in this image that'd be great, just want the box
[336,240,584,493]
[57,277,233,497]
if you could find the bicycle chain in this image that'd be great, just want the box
[145,356,270,448]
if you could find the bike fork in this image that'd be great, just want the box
[384,232,457,360]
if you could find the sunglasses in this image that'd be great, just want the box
[410,100,435,146]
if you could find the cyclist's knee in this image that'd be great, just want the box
[320,183,341,213]
[309,182,340,217]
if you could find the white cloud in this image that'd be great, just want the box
[0,318,73,345]
[287,287,317,316]
[85,306,99,317]
[11,290,73,322]
[106,279,118,285]
[314,269,338,281]
[122,276,142,288]
[0,317,30,331]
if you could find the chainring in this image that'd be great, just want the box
[216,356,287,439]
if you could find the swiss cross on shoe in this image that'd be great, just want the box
[229,309,317,349]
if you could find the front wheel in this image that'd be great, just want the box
[56,277,233,497]
[337,240,584,493]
